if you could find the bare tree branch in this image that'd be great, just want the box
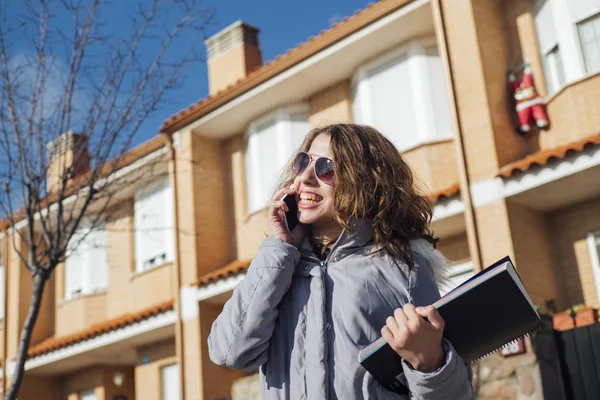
[0,0,214,397]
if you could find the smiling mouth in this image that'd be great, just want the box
[298,193,323,206]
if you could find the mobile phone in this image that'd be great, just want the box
[280,194,299,231]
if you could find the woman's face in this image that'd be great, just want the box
[293,133,337,232]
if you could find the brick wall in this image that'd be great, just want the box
[135,339,177,400]
[55,292,107,337]
[61,366,105,399]
[402,139,460,195]
[200,302,248,400]
[176,130,231,285]
[507,201,560,311]
[225,135,269,261]
[16,375,60,400]
[106,200,135,318]
[182,316,202,399]
[548,197,600,307]
[308,80,353,126]
[539,73,600,150]
[441,0,529,181]
[437,233,470,263]
[473,200,516,267]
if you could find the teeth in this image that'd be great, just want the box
[300,193,321,202]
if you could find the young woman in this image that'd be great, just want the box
[208,124,473,399]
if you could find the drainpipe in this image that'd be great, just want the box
[1,230,7,396]
[431,0,484,272]
[167,134,186,400]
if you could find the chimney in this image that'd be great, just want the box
[46,131,90,191]
[205,20,262,95]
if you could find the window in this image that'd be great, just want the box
[80,389,97,400]
[351,39,452,152]
[588,232,600,305]
[134,177,175,272]
[161,363,180,400]
[244,105,309,213]
[65,219,108,300]
[578,13,600,74]
[543,45,566,93]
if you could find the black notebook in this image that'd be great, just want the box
[359,256,542,391]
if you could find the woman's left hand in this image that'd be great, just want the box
[381,304,445,373]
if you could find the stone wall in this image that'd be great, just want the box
[472,336,544,400]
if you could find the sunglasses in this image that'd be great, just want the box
[293,152,334,184]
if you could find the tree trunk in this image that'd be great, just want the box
[4,273,46,400]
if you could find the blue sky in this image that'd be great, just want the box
[4,0,371,148]
[143,0,372,144]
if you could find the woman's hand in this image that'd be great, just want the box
[381,304,446,373]
[268,186,307,248]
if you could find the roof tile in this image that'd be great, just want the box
[27,300,174,358]
[499,132,600,178]
[160,0,414,134]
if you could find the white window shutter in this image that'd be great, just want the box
[135,178,172,271]
[65,229,85,299]
[85,226,108,293]
[289,112,310,153]
[161,363,181,400]
[367,53,418,150]
[257,119,280,207]
[245,130,262,213]
[426,46,452,140]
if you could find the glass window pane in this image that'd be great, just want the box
[544,46,565,93]
[161,363,180,400]
[134,178,171,271]
[578,13,600,74]
[245,118,279,212]
[80,390,97,400]
[289,112,309,153]
[579,18,596,43]
[367,53,418,151]
[426,46,452,139]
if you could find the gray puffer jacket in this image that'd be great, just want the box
[208,220,474,399]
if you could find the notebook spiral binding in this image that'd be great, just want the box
[469,321,546,363]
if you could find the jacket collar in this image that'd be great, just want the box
[300,218,374,260]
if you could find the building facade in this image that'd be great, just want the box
[1,0,600,399]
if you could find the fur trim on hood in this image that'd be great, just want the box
[410,238,452,293]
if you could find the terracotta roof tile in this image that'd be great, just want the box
[27,300,174,358]
[428,183,460,203]
[160,0,414,134]
[197,259,252,287]
[499,132,600,178]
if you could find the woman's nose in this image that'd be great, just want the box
[296,162,317,185]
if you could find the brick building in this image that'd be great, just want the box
[1,0,599,398]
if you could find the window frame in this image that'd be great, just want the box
[243,103,310,214]
[350,37,453,153]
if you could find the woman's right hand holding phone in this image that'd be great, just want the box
[269,186,307,248]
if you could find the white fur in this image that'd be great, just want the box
[410,239,453,294]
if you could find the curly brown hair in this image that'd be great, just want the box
[275,123,437,267]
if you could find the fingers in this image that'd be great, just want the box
[274,185,296,202]
[415,306,445,331]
